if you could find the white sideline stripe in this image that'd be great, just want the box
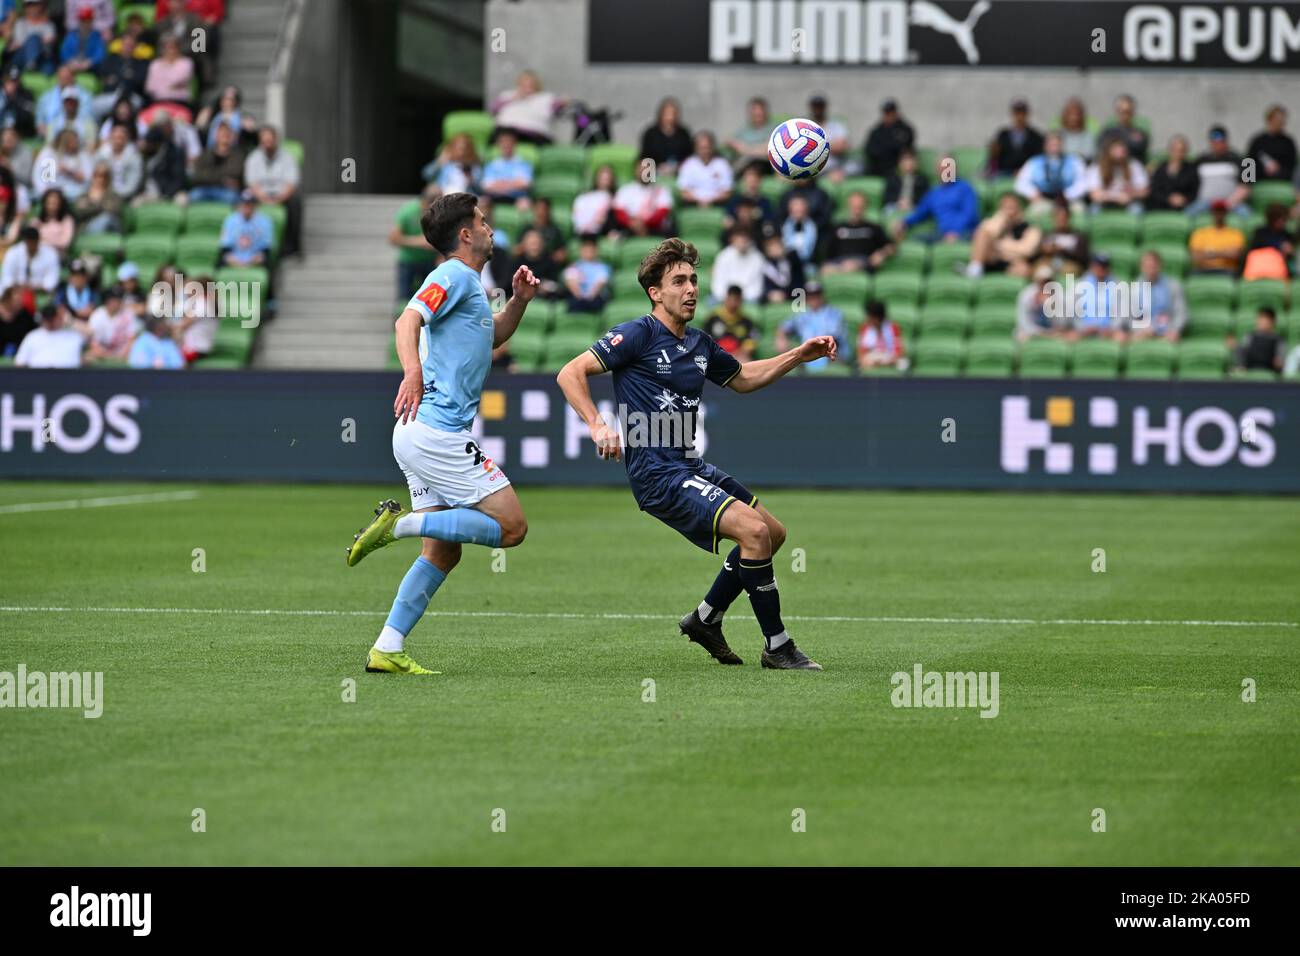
[0,606,1294,629]
[0,490,200,515]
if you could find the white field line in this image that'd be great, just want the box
[0,490,200,515]
[0,606,1294,628]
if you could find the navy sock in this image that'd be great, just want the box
[700,546,743,623]
[739,557,786,646]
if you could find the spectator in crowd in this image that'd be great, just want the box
[882,147,928,215]
[1035,199,1089,275]
[611,161,672,236]
[195,86,257,151]
[156,0,225,87]
[97,95,137,145]
[857,299,906,371]
[138,117,188,201]
[1233,307,1284,374]
[780,193,817,271]
[760,231,803,303]
[1097,94,1149,163]
[822,190,893,274]
[777,176,833,233]
[676,131,733,207]
[0,66,36,136]
[1074,252,1125,340]
[1247,105,1297,183]
[188,119,243,204]
[116,260,147,318]
[96,32,150,118]
[808,93,851,179]
[711,227,764,303]
[639,97,692,176]
[1014,130,1087,214]
[9,0,58,75]
[989,98,1044,177]
[480,130,533,207]
[1057,97,1093,162]
[109,10,155,59]
[219,190,272,267]
[489,70,567,145]
[55,257,96,321]
[15,302,83,367]
[1146,134,1199,211]
[724,197,766,245]
[0,162,23,250]
[1189,199,1245,274]
[522,196,566,265]
[34,129,93,200]
[35,66,92,138]
[893,154,980,243]
[1188,125,1251,216]
[863,98,915,177]
[512,227,559,298]
[245,125,301,256]
[1,125,35,188]
[31,185,72,255]
[562,236,611,313]
[176,272,220,364]
[64,0,115,38]
[1083,137,1148,213]
[0,284,36,357]
[703,284,758,361]
[128,313,185,369]
[1244,202,1295,278]
[47,91,97,146]
[1016,264,1070,341]
[723,163,773,231]
[776,280,844,372]
[967,192,1041,278]
[94,120,143,199]
[723,96,770,173]
[1131,250,1186,341]
[389,183,438,300]
[571,163,617,238]
[60,6,105,73]
[145,34,196,113]
[73,162,124,233]
[423,132,480,196]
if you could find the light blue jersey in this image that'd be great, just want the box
[406,257,494,432]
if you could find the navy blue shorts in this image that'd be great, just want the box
[635,461,758,554]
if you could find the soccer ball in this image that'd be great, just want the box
[767,119,830,181]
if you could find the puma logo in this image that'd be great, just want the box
[910,0,990,65]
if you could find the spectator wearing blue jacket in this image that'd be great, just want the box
[893,155,980,243]
[480,130,534,206]
[129,316,186,369]
[220,191,274,267]
[780,193,819,269]
[61,8,106,73]
[1014,131,1088,216]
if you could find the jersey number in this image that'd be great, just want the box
[682,476,723,502]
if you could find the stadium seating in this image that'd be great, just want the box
[1019,338,1069,378]
[1125,339,1177,379]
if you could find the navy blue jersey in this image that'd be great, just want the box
[589,314,741,505]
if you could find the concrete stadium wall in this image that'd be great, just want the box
[484,0,1296,156]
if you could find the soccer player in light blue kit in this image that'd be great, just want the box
[346,193,538,675]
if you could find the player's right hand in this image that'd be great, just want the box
[394,371,422,424]
[590,420,623,461]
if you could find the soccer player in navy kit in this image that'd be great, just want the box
[557,239,835,670]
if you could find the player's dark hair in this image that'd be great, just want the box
[422,192,480,256]
[637,238,699,298]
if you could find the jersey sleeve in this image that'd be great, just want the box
[406,269,455,325]
[704,333,742,388]
[589,319,650,372]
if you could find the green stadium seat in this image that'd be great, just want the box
[1096,246,1139,280]
[175,234,221,272]
[21,71,53,99]
[918,307,970,340]
[1071,339,1122,378]
[603,295,649,324]
[1125,339,1176,378]
[1237,279,1289,314]
[617,236,662,269]
[184,202,232,237]
[834,176,885,210]
[965,339,1015,377]
[130,201,185,237]
[1149,244,1189,278]
[281,139,305,171]
[1177,340,1230,379]
[1236,368,1281,382]
[1088,210,1140,246]
[71,232,123,264]
[118,4,156,31]
[1185,274,1237,309]
[872,272,922,307]
[611,270,646,299]
[971,306,1016,339]
[1019,337,1068,377]
[950,146,986,180]
[124,234,176,264]
[692,237,721,269]
[1140,210,1191,245]
[584,143,638,183]
[759,176,787,204]
[1250,179,1296,212]
[974,273,1026,306]
[215,266,270,308]
[441,111,494,156]
[538,145,587,178]
[485,141,540,169]
[929,241,972,275]
[911,336,965,376]
[492,204,525,239]
[677,206,725,239]
[1184,307,1232,339]
[915,147,940,176]
[818,271,870,301]
[532,173,582,208]
[879,241,927,275]
[886,308,920,340]
[924,274,974,309]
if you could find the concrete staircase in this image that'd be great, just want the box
[255,195,407,370]
[217,0,286,120]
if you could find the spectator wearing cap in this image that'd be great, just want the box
[882,147,928,215]
[0,66,36,137]
[188,119,244,205]
[15,302,84,367]
[562,236,611,314]
[1097,94,1149,164]
[128,313,185,369]
[703,284,758,362]
[9,0,58,76]
[55,258,98,321]
[677,131,733,208]
[1082,137,1148,214]
[822,190,893,274]
[245,125,301,256]
[33,129,93,200]
[776,281,846,372]
[64,0,114,39]
[220,191,273,267]
[489,70,568,146]
[1189,200,1246,274]
[1187,125,1251,217]
[967,192,1041,279]
[612,163,673,236]
[94,121,143,200]
[1074,252,1126,341]
[45,89,97,147]
[723,97,771,174]
[85,283,138,362]
[1233,307,1285,375]
[1146,134,1199,211]
[710,227,764,304]
[73,161,125,233]
[1014,131,1087,215]
[1016,264,1071,342]
[1247,105,1297,183]
[31,186,72,255]
[95,33,150,119]
[639,97,693,176]
[857,300,905,370]
[0,285,37,358]
[36,66,93,139]
[808,94,851,179]
[893,153,980,244]
[989,99,1045,178]
[146,34,196,114]
[1132,250,1186,341]
[863,99,915,178]
[60,6,106,73]
[479,130,534,208]
[760,231,803,303]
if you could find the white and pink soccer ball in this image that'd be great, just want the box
[767,118,830,181]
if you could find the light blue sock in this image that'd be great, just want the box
[419,509,502,547]
[384,556,447,637]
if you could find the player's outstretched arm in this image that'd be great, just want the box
[492,265,540,347]
[393,307,425,423]
[728,336,837,393]
[556,350,623,461]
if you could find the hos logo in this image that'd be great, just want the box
[2,393,141,454]
[1001,395,1276,475]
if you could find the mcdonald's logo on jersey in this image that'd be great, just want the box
[416,283,448,315]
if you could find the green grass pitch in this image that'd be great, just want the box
[0,481,1296,866]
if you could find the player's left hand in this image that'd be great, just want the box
[799,335,837,364]
[512,265,541,303]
